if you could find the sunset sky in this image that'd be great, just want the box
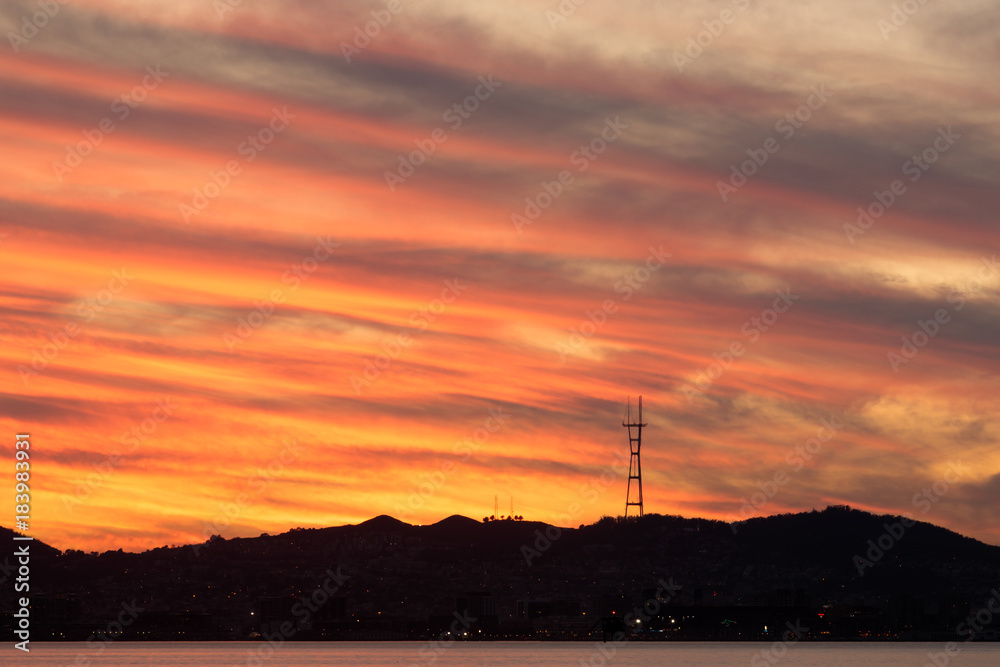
[2,0,999,553]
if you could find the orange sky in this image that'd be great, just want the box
[1,0,999,552]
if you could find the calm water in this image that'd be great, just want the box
[7,642,1000,666]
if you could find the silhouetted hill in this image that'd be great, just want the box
[0,527,60,557]
[4,506,999,641]
[356,515,410,531]
[430,514,482,530]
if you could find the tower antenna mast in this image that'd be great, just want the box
[623,396,646,517]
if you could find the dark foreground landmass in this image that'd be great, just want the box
[3,506,1000,642]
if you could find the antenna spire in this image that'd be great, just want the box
[623,395,647,517]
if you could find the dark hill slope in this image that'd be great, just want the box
[6,506,999,640]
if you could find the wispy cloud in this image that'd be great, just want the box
[1,0,998,552]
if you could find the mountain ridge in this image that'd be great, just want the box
[4,506,999,642]
[3,504,998,555]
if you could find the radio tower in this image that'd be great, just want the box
[623,396,646,517]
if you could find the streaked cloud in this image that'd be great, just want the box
[1,0,998,552]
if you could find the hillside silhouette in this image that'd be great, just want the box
[3,506,998,641]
